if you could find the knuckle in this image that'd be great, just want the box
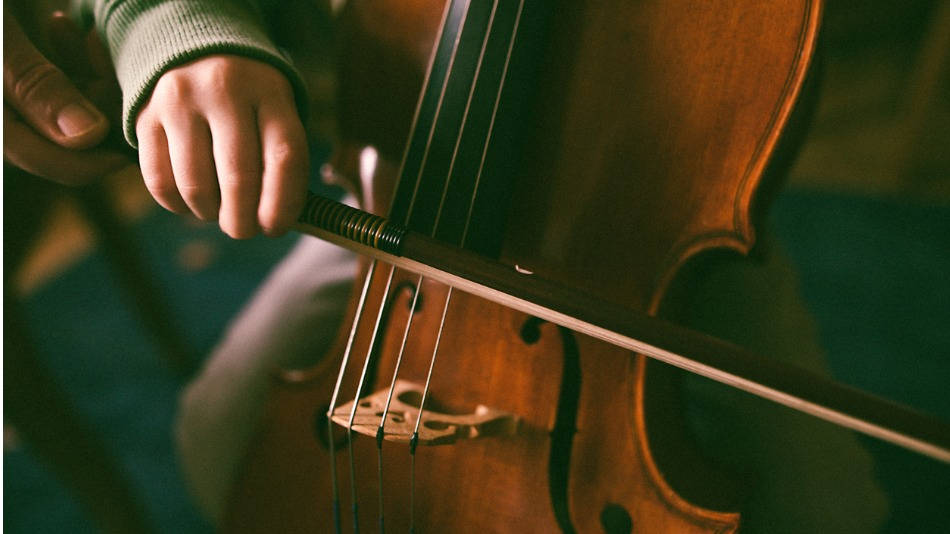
[200,57,242,94]
[217,171,254,192]
[135,117,161,142]
[9,61,66,105]
[272,140,294,160]
[141,172,178,198]
[154,56,242,104]
[178,180,213,199]
[152,73,192,104]
[267,140,298,170]
[178,181,219,218]
[221,156,261,184]
[141,171,175,196]
[207,56,236,78]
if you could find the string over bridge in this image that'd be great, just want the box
[331,380,520,446]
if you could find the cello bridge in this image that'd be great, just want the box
[330,380,520,446]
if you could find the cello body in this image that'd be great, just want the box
[225,0,821,531]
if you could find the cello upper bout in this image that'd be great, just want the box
[504,0,822,306]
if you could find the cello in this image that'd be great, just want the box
[222,0,905,531]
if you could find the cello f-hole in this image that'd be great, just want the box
[393,280,424,313]
[356,275,421,402]
[523,318,583,534]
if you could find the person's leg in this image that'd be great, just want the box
[175,235,357,522]
[681,238,889,533]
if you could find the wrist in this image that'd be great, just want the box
[95,0,308,147]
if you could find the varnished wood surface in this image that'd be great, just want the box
[225,1,823,531]
[504,1,821,306]
[286,217,950,462]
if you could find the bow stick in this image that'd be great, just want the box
[295,192,950,463]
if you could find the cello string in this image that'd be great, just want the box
[342,267,397,435]
[405,2,525,530]
[377,445,385,533]
[348,2,504,529]
[375,0,500,454]
[323,0,455,529]
[408,286,454,449]
[459,0,525,245]
[325,259,379,534]
[368,9,485,446]
[345,264,396,533]
[408,0,525,457]
[402,0,503,461]
[337,0,473,530]
[375,271,423,445]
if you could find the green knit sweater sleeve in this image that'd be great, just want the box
[72,0,308,147]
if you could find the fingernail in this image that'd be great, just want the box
[57,103,104,138]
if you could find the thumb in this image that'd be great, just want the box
[3,11,109,150]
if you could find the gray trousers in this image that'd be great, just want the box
[175,233,888,531]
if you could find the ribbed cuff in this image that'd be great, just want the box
[97,0,308,147]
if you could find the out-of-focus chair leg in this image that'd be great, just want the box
[73,181,196,377]
[4,293,158,534]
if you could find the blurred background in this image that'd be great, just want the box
[4,0,949,532]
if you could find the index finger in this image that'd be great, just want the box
[257,99,309,236]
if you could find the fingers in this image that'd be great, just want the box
[212,102,262,238]
[137,119,188,214]
[4,104,128,184]
[134,55,309,238]
[3,11,109,149]
[258,98,308,237]
[165,113,219,221]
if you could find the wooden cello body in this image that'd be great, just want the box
[226,0,822,531]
